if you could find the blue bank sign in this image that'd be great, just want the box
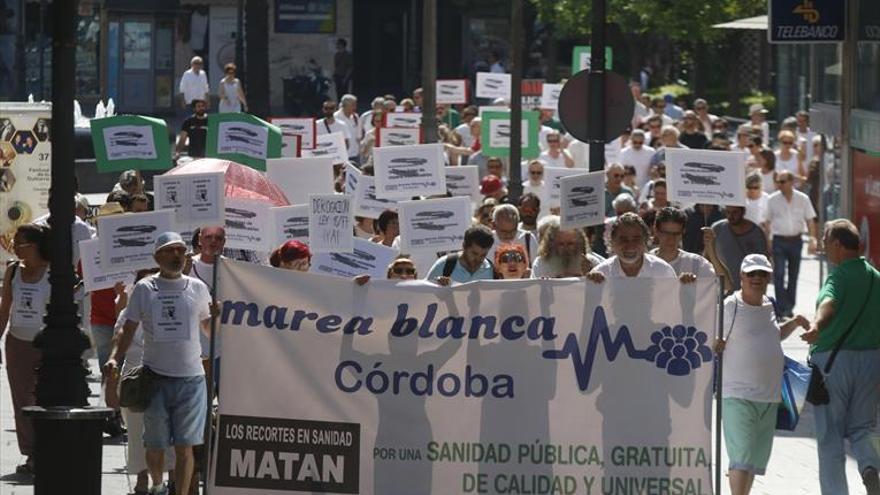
[769,0,846,43]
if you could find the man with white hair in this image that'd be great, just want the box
[335,94,361,163]
[618,129,655,189]
[488,204,538,264]
[587,213,682,281]
[179,56,210,110]
[360,97,385,138]
[531,217,604,278]
[650,125,689,168]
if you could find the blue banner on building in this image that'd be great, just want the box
[769,0,845,43]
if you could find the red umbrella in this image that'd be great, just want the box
[164,158,289,206]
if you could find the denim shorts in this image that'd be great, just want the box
[143,375,207,449]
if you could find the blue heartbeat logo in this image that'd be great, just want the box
[543,307,713,391]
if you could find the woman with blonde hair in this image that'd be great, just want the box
[774,130,805,184]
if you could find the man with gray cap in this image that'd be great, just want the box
[105,232,213,495]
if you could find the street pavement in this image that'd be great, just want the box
[0,253,871,494]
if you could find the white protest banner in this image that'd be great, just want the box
[353,175,398,219]
[271,117,316,149]
[560,172,606,229]
[373,144,446,200]
[311,238,400,279]
[266,157,335,205]
[154,172,225,229]
[435,79,468,105]
[98,210,174,271]
[540,83,564,110]
[224,198,271,251]
[79,238,135,293]
[398,196,471,253]
[475,71,511,99]
[384,112,422,129]
[666,148,747,207]
[478,105,509,118]
[377,127,422,147]
[280,133,301,158]
[269,204,309,246]
[443,166,480,203]
[309,194,354,253]
[544,166,586,208]
[344,162,361,194]
[305,132,348,164]
[212,262,716,495]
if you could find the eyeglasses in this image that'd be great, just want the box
[499,252,525,263]
[392,266,416,275]
[744,271,770,279]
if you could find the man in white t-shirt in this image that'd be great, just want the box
[334,94,361,162]
[316,100,352,154]
[488,204,539,265]
[188,225,225,361]
[649,206,715,278]
[179,56,210,110]
[587,212,682,281]
[763,170,818,316]
[105,232,213,495]
[618,129,655,189]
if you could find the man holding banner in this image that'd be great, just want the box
[105,232,213,495]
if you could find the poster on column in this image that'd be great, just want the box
[211,261,716,495]
[309,194,354,253]
[0,103,52,268]
[224,198,271,251]
[560,172,606,229]
[435,79,468,105]
[154,172,225,229]
[79,238,136,293]
[373,144,446,199]
[310,237,400,279]
[269,204,310,246]
[398,196,471,253]
[443,166,480,203]
[353,175,398,219]
[475,72,511,99]
[665,148,747,207]
[98,210,174,271]
[305,132,348,164]
[266,157,335,205]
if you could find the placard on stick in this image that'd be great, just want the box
[308,194,354,253]
[560,172,605,229]
[398,196,471,253]
[665,148,747,207]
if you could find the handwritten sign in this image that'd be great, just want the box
[560,172,606,229]
[266,157,335,205]
[308,194,354,253]
[304,132,348,164]
[311,238,400,278]
[665,148,747,207]
[154,172,224,229]
[269,204,309,247]
[98,210,174,271]
[373,143,446,200]
[436,79,468,105]
[398,196,471,253]
[224,198,271,251]
[476,72,511,100]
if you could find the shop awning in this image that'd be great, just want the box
[712,15,768,30]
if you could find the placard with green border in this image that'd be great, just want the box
[480,110,540,159]
[90,115,172,173]
[571,46,613,74]
[206,113,282,171]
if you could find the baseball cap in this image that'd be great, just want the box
[749,103,768,115]
[154,231,185,253]
[741,253,772,274]
[480,175,502,195]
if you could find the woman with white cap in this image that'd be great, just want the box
[714,253,810,494]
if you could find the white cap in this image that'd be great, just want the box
[154,231,185,253]
[749,103,768,115]
[741,253,772,273]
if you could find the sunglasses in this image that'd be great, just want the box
[499,252,525,263]
[392,266,416,275]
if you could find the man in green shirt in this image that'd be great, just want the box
[802,218,880,494]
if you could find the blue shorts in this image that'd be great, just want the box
[143,375,207,449]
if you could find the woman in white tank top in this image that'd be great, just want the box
[0,224,50,474]
[218,63,248,113]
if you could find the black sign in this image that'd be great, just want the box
[860,0,880,41]
[214,415,360,493]
[769,0,845,43]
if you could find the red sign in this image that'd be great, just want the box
[852,150,880,266]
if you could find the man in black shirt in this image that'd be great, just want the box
[176,99,208,158]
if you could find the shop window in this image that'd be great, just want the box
[856,42,880,112]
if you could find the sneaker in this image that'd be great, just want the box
[148,486,168,495]
[863,466,880,495]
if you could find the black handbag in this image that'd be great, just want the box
[806,272,874,406]
[119,365,157,413]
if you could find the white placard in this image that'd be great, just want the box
[353,174,399,219]
[478,105,509,118]
[488,118,530,148]
[98,210,174,271]
[540,83,564,110]
[154,172,225,229]
[79,238,135,293]
[224,198,271,251]
[384,112,422,129]
[102,125,158,160]
[373,144,447,200]
[304,132,348,164]
[266,157,335,205]
[310,237,400,279]
[443,165,480,203]
[271,117,316,149]
[560,172,606,229]
[398,196,471,253]
[344,162,361,194]
[269,204,309,247]
[308,194,354,253]
[435,79,468,105]
[280,133,301,158]
[475,72,512,99]
[377,127,421,147]
[666,148,747,206]
[544,166,587,208]
[217,121,269,159]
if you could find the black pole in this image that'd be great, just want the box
[508,0,524,202]
[421,0,437,144]
[24,0,113,493]
[245,0,270,117]
[714,277,724,495]
[588,0,606,172]
[235,0,245,85]
[203,258,220,494]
